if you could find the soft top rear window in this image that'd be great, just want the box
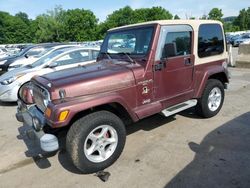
[198,24,224,58]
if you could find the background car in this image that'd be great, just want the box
[0,43,63,75]
[229,34,241,46]
[233,34,250,47]
[0,47,99,102]
[8,44,79,71]
[0,48,10,59]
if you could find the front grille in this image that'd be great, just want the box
[33,84,49,113]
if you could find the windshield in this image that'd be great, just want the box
[33,48,52,58]
[31,50,64,68]
[101,26,154,55]
[12,47,30,57]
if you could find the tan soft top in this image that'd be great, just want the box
[108,19,223,31]
[108,19,227,65]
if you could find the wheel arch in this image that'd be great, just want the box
[194,66,229,98]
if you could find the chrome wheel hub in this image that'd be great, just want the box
[208,87,222,112]
[84,125,118,163]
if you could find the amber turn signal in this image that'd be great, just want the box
[59,110,69,121]
[45,108,52,118]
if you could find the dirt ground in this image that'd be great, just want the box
[0,67,250,188]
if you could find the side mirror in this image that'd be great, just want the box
[24,54,29,58]
[48,62,58,68]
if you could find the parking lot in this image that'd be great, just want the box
[0,66,250,188]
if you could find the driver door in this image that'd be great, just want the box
[153,25,195,107]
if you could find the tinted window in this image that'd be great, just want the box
[163,31,191,58]
[198,24,224,58]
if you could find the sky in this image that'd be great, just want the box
[0,0,249,22]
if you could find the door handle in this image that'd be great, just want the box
[154,61,166,71]
[184,58,192,65]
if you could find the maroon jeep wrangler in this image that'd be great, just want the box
[16,20,229,173]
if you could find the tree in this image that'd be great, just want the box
[200,15,208,20]
[174,15,180,19]
[15,12,30,25]
[208,8,223,21]
[224,22,239,32]
[142,6,172,21]
[0,11,32,43]
[35,6,66,42]
[106,6,136,28]
[233,7,250,30]
[97,6,172,38]
[63,9,98,41]
[96,6,136,39]
[134,7,172,22]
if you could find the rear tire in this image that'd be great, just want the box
[66,111,126,174]
[196,79,224,118]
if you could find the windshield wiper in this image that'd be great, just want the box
[117,52,135,64]
[100,52,112,60]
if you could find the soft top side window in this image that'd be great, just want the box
[198,24,224,58]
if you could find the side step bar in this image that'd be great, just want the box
[161,99,197,117]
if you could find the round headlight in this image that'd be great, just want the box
[43,98,49,107]
[41,88,50,107]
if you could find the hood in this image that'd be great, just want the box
[37,60,140,100]
[0,54,18,62]
[0,65,37,81]
[10,56,38,67]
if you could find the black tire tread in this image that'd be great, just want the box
[196,79,224,118]
[66,110,126,174]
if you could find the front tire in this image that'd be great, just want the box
[66,111,126,174]
[196,79,225,118]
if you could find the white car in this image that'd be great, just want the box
[0,48,9,59]
[242,40,250,45]
[0,47,99,102]
[8,45,79,71]
[234,34,250,47]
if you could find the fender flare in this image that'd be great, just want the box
[194,65,229,98]
[48,93,139,127]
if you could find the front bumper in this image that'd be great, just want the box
[16,100,59,152]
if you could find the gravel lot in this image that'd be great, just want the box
[0,67,250,188]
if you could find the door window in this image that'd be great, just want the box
[92,50,99,60]
[155,25,193,60]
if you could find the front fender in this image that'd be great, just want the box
[46,92,138,128]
